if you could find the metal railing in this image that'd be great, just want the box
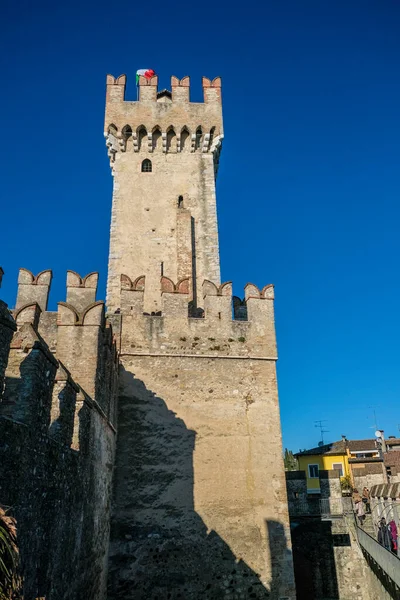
[356,525,400,588]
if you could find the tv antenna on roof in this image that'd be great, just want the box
[315,420,329,446]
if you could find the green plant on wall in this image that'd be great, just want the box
[340,474,352,493]
[283,449,298,471]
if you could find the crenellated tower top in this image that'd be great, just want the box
[104,74,223,170]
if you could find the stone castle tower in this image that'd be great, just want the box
[105,74,222,313]
[0,71,295,600]
[104,73,296,599]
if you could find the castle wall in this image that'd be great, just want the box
[109,354,295,599]
[0,269,118,600]
[351,462,387,490]
[0,299,16,392]
[108,279,295,599]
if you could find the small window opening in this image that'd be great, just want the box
[137,126,147,150]
[218,312,221,320]
[209,126,216,145]
[152,128,162,150]
[142,159,152,173]
[160,262,164,276]
[122,125,132,140]
[332,463,344,477]
[180,128,190,152]
[166,128,176,152]
[178,195,184,208]
[195,127,202,150]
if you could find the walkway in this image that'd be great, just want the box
[355,523,400,589]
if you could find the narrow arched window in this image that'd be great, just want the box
[152,127,161,150]
[178,195,184,208]
[180,127,190,152]
[166,127,176,152]
[142,159,152,172]
[195,127,202,150]
[209,126,216,146]
[137,126,147,150]
[122,125,132,140]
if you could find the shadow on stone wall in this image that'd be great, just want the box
[0,368,110,600]
[290,518,340,600]
[108,367,292,600]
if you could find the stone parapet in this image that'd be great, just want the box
[115,275,277,359]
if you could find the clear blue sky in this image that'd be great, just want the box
[2,0,400,452]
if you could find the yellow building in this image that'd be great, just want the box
[295,439,350,494]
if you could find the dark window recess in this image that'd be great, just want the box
[160,262,164,276]
[178,195,184,208]
[142,159,152,172]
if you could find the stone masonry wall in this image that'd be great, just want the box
[108,354,295,600]
[0,269,118,600]
[108,151,220,312]
[352,462,387,490]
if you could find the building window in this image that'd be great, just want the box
[141,159,152,173]
[308,464,319,478]
[332,463,344,477]
[293,491,299,499]
[178,195,184,208]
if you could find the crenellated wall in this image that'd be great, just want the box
[107,273,296,599]
[0,268,118,600]
[115,275,277,359]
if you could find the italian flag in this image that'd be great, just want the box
[136,69,156,84]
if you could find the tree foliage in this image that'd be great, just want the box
[0,507,21,600]
[284,448,298,471]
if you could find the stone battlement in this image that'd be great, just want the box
[0,268,118,435]
[112,274,277,358]
[104,74,223,169]
[0,267,118,599]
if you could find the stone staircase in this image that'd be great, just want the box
[360,512,375,538]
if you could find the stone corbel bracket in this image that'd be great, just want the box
[132,132,139,152]
[202,133,211,153]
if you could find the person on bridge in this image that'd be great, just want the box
[362,487,371,514]
[377,518,392,550]
[389,520,398,554]
[352,489,365,526]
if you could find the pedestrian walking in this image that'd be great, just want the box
[362,487,371,514]
[352,489,365,526]
[378,518,392,550]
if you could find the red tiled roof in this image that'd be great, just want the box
[348,439,377,452]
[295,440,346,457]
